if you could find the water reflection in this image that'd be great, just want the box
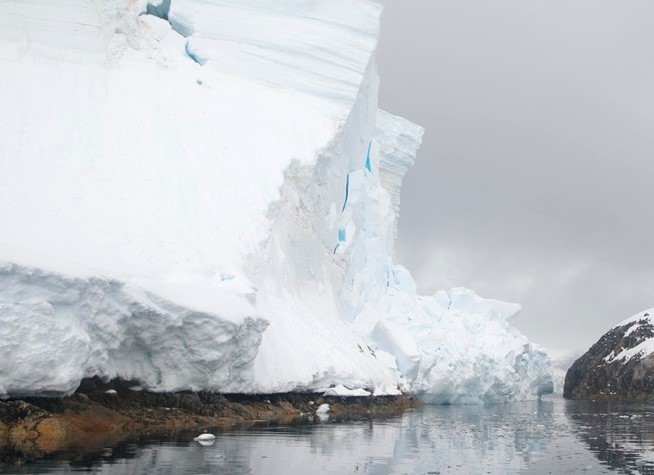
[378,400,556,474]
[566,401,654,474]
[1,401,560,474]
[7,399,654,474]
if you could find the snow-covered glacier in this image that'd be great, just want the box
[0,0,552,403]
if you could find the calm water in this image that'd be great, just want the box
[5,397,654,475]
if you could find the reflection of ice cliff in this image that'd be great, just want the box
[0,0,551,402]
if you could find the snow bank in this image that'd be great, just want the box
[0,260,267,398]
[0,0,551,402]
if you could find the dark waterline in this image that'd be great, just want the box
[4,397,654,474]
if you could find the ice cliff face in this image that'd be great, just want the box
[0,0,552,402]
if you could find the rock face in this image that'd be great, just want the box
[564,308,654,400]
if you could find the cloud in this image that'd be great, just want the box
[377,0,654,355]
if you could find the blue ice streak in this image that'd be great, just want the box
[365,140,372,172]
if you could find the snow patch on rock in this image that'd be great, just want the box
[604,309,654,364]
[322,385,372,397]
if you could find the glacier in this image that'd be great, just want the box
[0,0,552,403]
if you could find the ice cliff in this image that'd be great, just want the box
[0,0,552,403]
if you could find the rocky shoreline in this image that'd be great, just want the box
[0,378,421,467]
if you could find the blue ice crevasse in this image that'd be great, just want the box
[365,140,372,172]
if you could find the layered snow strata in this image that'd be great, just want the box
[0,0,552,401]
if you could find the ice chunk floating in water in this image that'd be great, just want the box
[194,432,216,447]
[0,0,551,402]
[316,404,331,422]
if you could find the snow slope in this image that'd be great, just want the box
[0,0,552,402]
[603,308,654,364]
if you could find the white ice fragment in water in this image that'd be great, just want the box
[316,403,330,421]
[105,389,117,395]
[194,432,216,446]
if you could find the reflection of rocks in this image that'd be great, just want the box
[566,401,654,474]
[2,400,556,475]
[564,309,654,401]
[0,401,559,475]
[0,377,420,467]
[0,398,130,465]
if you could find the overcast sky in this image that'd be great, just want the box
[376,0,654,356]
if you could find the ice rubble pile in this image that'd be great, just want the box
[0,0,552,403]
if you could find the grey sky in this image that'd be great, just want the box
[376,0,654,356]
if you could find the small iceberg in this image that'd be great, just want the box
[194,432,216,446]
[316,403,330,422]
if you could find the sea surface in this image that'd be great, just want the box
[4,396,654,475]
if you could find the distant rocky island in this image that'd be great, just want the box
[564,308,654,400]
